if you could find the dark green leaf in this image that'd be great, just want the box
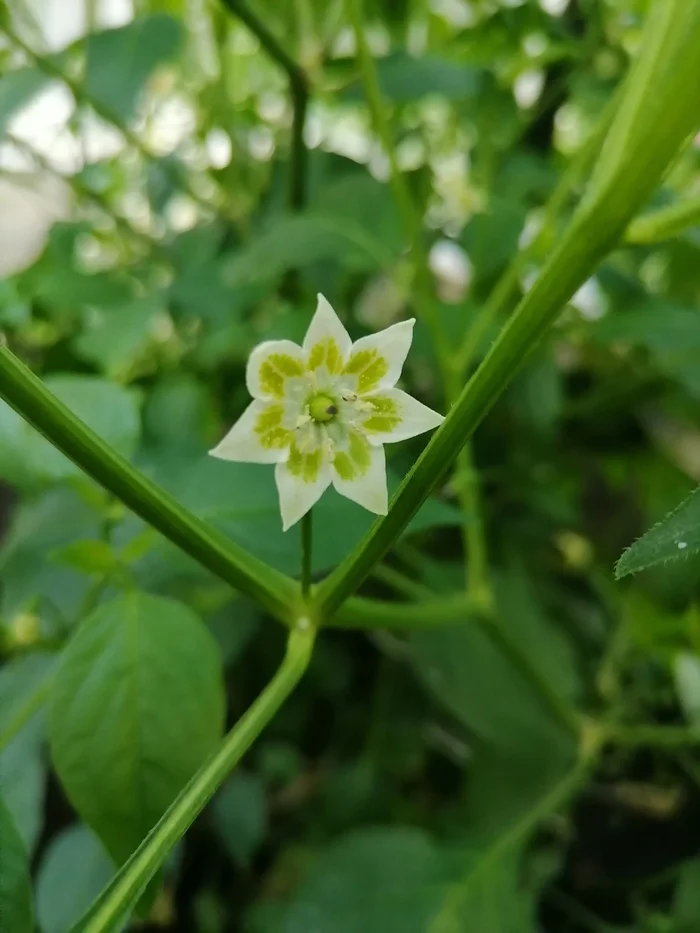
[675,858,700,932]
[36,824,115,933]
[84,15,184,122]
[49,593,225,864]
[0,375,141,489]
[211,773,267,866]
[342,52,483,102]
[0,67,48,134]
[0,793,33,933]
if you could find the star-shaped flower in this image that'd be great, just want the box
[210,295,444,530]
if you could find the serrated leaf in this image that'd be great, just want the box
[0,793,33,933]
[84,15,184,122]
[616,484,700,578]
[49,593,225,865]
[36,824,115,933]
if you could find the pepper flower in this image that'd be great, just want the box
[210,295,444,530]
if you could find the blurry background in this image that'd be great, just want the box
[2,0,700,931]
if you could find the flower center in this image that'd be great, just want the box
[308,393,338,424]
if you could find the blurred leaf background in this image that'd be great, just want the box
[2,0,700,931]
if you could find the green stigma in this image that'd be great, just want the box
[309,393,338,424]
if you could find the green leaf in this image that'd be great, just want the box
[674,858,700,932]
[0,375,141,489]
[674,652,700,728]
[73,298,162,378]
[0,487,103,619]
[0,710,48,854]
[282,828,452,933]
[0,793,33,933]
[594,300,700,397]
[616,484,700,578]
[84,15,184,122]
[36,824,116,933]
[343,52,483,102]
[410,570,578,757]
[0,67,48,134]
[138,456,463,579]
[49,593,225,864]
[211,772,268,866]
[50,540,118,575]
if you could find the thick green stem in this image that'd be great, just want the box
[69,626,315,933]
[0,344,298,623]
[605,723,700,748]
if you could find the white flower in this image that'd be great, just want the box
[209,294,444,531]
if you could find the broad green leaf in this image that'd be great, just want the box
[36,824,115,933]
[0,375,141,489]
[134,455,463,579]
[594,300,700,397]
[49,593,225,865]
[410,570,578,756]
[0,487,103,619]
[342,52,483,102]
[73,298,162,378]
[0,711,47,854]
[674,652,700,728]
[211,772,267,866]
[616,484,700,578]
[50,540,118,576]
[0,793,33,933]
[0,67,48,134]
[281,828,537,933]
[84,15,184,122]
[675,858,700,933]
[282,828,452,933]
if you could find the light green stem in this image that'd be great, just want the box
[626,194,700,244]
[69,625,315,933]
[316,0,700,617]
[605,723,700,747]
[301,512,312,599]
[0,344,298,623]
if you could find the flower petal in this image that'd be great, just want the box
[246,340,307,401]
[303,294,352,377]
[361,388,444,445]
[275,439,332,531]
[209,400,293,464]
[343,319,415,394]
[331,430,388,515]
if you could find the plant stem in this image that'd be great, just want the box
[605,723,700,748]
[301,512,312,599]
[625,194,700,244]
[0,343,298,624]
[219,0,309,212]
[329,592,477,629]
[70,625,315,933]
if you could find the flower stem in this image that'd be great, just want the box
[301,511,312,599]
[69,625,315,933]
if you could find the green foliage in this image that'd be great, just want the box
[49,593,225,864]
[2,0,700,930]
[0,792,33,933]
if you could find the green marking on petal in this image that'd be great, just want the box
[259,353,305,398]
[363,395,402,434]
[334,430,371,482]
[288,442,323,483]
[255,404,292,450]
[343,348,389,394]
[308,338,344,375]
